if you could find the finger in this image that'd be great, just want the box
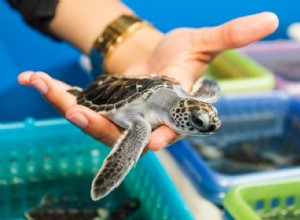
[18,71,71,90]
[65,105,122,147]
[194,12,279,53]
[19,71,76,114]
[66,105,177,150]
[19,71,122,147]
[147,125,177,151]
[18,71,35,86]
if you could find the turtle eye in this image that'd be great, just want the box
[190,114,204,128]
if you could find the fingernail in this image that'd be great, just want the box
[18,71,34,82]
[159,141,169,149]
[31,79,48,94]
[67,112,89,128]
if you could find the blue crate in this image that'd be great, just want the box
[0,118,194,220]
[168,92,300,205]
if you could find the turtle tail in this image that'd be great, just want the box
[67,87,83,97]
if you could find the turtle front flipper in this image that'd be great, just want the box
[191,78,220,103]
[91,116,151,201]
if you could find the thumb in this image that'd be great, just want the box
[193,12,279,53]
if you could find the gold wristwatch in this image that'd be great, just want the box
[89,15,149,77]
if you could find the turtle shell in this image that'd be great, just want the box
[76,75,178,112]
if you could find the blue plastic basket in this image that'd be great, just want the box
[168,92,300,205]
[0,118,194,220]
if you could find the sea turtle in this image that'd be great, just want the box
[25,195,140,220]
[68,74,222,201]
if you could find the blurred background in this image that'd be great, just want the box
[1,1,300,220]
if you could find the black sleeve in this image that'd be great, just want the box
[6,0,60,39]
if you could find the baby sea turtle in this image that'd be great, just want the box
[68,74,222,200]
[25,195,140,220]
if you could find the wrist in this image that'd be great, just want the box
[50,0,164,76]
[105,25,163,75]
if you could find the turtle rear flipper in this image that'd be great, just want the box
[67,87,83,97]
[192,78,220,103]
[91,116,151,201]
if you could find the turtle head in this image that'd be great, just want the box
[170,98,221,135]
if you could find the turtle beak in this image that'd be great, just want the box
[202,117,221,135]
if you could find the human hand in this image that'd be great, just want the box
[18,71,177,150]
[124,12,279,91]
[18,12,278,150]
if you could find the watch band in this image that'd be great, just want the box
[89,15,150,77]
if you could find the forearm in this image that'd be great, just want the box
[49,0,163,74]
[49,0,133,53]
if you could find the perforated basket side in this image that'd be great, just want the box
[224,178,300,220]
[0,119,107,218]
[125,154,194,220]
[191,92,291,147]
[0,118,193,219]
[0,118,104,185]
